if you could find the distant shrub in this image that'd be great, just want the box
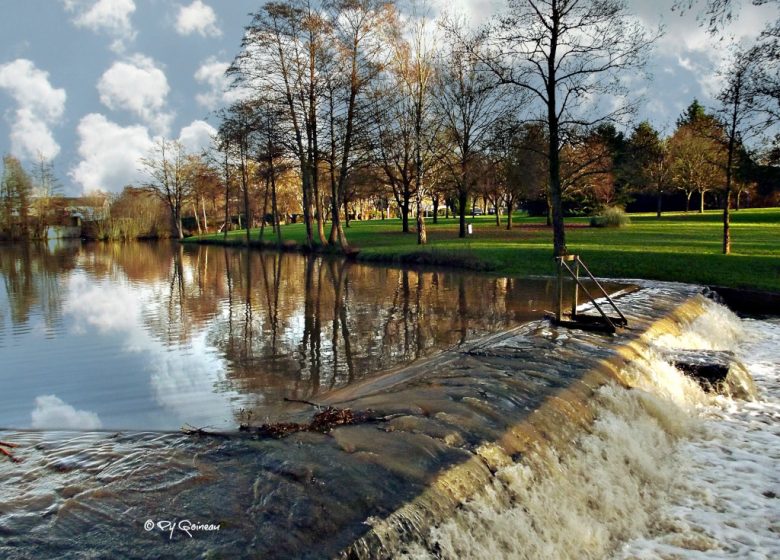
[590,207,631,228]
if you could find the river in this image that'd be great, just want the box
[1,240,776,559]
[0,240,596,432]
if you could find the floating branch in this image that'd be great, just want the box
[180,425,230,438]
[0,440,21,463]
[240,406,380,439]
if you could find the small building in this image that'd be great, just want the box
[44,196,111,239]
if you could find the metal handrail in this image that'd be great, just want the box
[575,257,628,324]
[554,254,627,333]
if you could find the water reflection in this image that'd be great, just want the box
[0,241,581,431]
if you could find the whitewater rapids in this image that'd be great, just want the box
[400,299,779,559]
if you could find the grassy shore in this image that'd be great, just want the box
[185,208,780,292]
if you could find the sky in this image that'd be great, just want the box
[0,0,777,196]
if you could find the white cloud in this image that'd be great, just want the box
[175,1,222,38]
[179,119,216,153]
[70,113,154,193]
[63,0,137,52]
[194,57,248,109]
[432,0,500,27]
[31,394,102,430]
[97,54,172,134]
[0,59,66,160]
[70,114,219,193]
[10,109,62,161]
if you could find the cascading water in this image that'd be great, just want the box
[399,298,778,560]
[615,312,780,558]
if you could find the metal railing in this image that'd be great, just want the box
[553,255,627,334]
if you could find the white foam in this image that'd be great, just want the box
[615,315,780,559]
[400,299,780,559]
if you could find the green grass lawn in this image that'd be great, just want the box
[186,208,780,292]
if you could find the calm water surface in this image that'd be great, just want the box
[0,240,578,431]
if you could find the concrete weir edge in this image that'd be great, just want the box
[337,290,710,559]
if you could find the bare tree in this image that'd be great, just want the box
[478,0,657,256]
[140,138,191,240]
[370,5,438,243]
[406,11,438,245]
[220,101,261,245]
[674,0,778,35]
[233,0,329,249]
[325,0,398,248]
[370,79,417,232]
[1,155,32,238]
[31,152,60,237]
[437,19,508,239]
[715,46,769,253]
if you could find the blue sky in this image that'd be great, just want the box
[0,0,777,195]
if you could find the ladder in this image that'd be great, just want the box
[550,255,628,334]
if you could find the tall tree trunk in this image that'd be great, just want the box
[259,176,270,243]
[270,160,281,248]
[723,189,732,254]
[176,213,184,240]
[333,43,362,243]
[315,194,327,244]
[301,167,314,248]
[723,91,739,255]
[547,12,567,257]
[432,195,439,224]
[458,188,468,238]
[401,191,410,233]
[699,189,705,214]
[193,202,201,235]
[312,169,327,246]
[241,142,251,246]
[201,195,208,233]
[656,187,663,218]
[223,152,230,240]
[327,89,347,249]
[416,199,427,245]
[310,47,327,248]
[506,197,513,230]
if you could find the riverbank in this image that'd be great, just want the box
[184,208,780,292]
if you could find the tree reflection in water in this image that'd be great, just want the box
[0,242,612,428]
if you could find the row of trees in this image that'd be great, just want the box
[203,0,660,257]
[163,0,769,256]
[3,0,776,255]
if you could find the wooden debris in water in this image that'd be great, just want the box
[242,406,376,439]
[0,440,21,463]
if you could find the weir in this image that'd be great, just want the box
[0,283,756,559]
